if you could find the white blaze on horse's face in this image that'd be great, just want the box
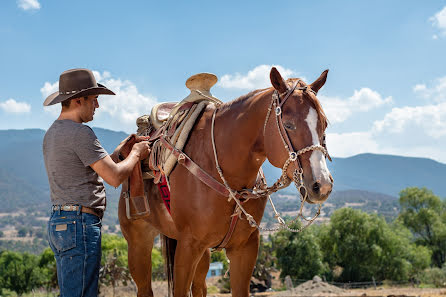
[305,107,332,199]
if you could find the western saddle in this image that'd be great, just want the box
[115,73,222,220]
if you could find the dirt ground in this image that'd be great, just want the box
[102,281,446,297]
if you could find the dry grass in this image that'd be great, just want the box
[98,281,446,297]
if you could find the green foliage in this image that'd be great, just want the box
[210,250,229,271]
[272,223,327,281]
[38,248,58,290]
[100,233,164,280]
[398,187,446,268]
[319,208,430,282]
[253,237,276,288]
[17,227,27,238]
[417,266,446,287]
[0,251,44,295]
[100,249,132,297]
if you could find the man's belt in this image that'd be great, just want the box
[52,205,103,218]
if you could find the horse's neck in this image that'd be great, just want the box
[215,89,272,189]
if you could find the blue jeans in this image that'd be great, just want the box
[48,208,102,297]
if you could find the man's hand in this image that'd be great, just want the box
[132,141,150,160]
[92,138,150,187]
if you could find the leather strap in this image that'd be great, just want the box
[160,136,230,197]
[160,136,261,200]
[213,215,239,250]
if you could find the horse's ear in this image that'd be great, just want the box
[270,67,288,93]
[310,69,329,94]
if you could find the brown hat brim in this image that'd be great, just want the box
[43,83,115,106]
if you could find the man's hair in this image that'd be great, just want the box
[61,99,72,108]
[61,96,89,109]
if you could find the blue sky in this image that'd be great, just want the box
[1,1,446,163]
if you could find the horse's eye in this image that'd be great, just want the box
[284,122,296,130]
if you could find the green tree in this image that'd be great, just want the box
[17,227,27,238]
[253,236,276,289]
[0,251,44,295]
[38,248,58,290]
[398,187,446,268]
[319,208,430,282]
[272,223,327,281]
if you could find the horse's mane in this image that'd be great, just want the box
[220,79,328,133]
[220,88,270,110]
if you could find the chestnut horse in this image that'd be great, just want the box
[118,67,333,297]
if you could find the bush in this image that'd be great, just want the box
[272,223,328,281]
[417,267,446,287]
[319,208,430,282]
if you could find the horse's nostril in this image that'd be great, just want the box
[312,182,321,194]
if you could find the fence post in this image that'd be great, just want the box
[372,276,376,289]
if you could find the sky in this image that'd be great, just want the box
[1,1,446,163]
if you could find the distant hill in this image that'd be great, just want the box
[329,153,446,197]
[262,154,446,198]
[0,127,444,215]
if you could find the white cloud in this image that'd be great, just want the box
[40,71,158,132]
[430,6,446,37]
[17,0,40,11]
[373,102,446,138]
[319,88,392,123]
[40,81,60,116]
[413,76,446,102]
[326,132,380,157]
[94,73,158,125]
[218,65,296,89]
[0,99,31,113]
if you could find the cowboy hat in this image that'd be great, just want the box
[43,68,115,106]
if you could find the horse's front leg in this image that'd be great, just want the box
[174,238,207,297]
[226,230,260,297]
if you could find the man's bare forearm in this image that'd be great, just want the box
[115,151,141,185]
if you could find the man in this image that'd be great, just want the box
[43,68,149,297]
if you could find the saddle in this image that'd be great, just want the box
[118,73,222,220]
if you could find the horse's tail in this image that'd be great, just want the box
[162,235,177,297]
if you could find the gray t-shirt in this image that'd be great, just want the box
[43,120,108,212]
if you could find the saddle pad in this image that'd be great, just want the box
[157,175,171,214]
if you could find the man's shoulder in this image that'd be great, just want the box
[76,123,97,138]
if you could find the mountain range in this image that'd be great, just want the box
[0,127,444,214]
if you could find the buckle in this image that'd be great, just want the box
[289,152,297,161]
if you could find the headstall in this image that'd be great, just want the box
[212,80,331,233]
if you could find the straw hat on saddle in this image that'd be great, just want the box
[43,68,115,106]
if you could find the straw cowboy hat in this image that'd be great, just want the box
[43,68,115,106]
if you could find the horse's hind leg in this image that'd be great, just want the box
[127,226,158,297]
[124,222,158,297]
[191,249,210,297]
[119,196,159,297]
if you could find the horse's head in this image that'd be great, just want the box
[264,67,333,204]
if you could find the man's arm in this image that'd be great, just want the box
[91,141,150,187]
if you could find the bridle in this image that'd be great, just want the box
[263,79,330,194]
[211,80,332,233]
